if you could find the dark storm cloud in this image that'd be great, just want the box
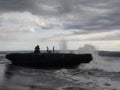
[0,0,59,15]
[0,0,32,12]
[0,0,120,32]
[59,0,120,31]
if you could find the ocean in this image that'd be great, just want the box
[0,51,120,90]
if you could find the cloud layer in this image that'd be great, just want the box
[1,0,120,30]
[0,0,120,42]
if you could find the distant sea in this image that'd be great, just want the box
[0,50,120,90]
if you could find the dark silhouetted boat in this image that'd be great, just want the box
[5,46,93,68]
[6,53,92,68]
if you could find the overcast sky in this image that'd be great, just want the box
[0,0,120,51]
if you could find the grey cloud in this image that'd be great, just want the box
[0,0,114,15]
[0,0,59,16]
[60,0,120,31]
[0,0,120,32]
[0,0,33,12]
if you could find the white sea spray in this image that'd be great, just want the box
[77,44,120,72]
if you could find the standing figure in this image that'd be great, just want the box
[53,46,55,53]
[47,46,49,53]
[34,45,40,54]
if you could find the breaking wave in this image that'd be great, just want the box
[77,44,120,72]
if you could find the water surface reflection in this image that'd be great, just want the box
[0,64,70,90]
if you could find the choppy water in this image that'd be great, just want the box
[0,52,120,90]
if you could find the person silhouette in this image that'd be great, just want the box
[34,45,40,54]
[53,46,55,53]
[47,46,49,53]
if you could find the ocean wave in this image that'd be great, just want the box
[75,45,120,72]
[78,56,120,72]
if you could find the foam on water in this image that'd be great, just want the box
[76,44,120,72]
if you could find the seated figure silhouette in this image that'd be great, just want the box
[34,45,40,54]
